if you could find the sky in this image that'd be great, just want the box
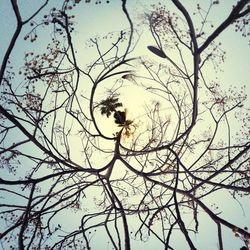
[0,0,250,249]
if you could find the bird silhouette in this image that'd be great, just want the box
[240,247,248,250]
[114,111,126,125]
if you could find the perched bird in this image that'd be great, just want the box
[114,111,126,125]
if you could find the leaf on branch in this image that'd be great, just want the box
[98,95,123,118]
[147,46,167,58]
[122,73,136,82]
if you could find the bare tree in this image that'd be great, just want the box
[0,0,249,249]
